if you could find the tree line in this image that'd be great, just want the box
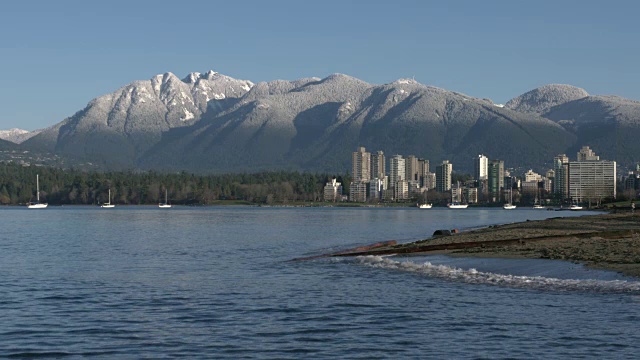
[0,163,351,205]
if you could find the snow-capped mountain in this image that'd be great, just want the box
[24,70,253,167]
[0,128,42,144]
[20,71,640,173]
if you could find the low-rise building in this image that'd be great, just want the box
[323,178,343,202]
[349,181,368,202]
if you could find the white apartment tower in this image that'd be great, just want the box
[474,154,489,181]
[436,160,453,193]
[568,160,616,203]
[352,147,371,182]
[569,147,616,203]
[389,155,406,189]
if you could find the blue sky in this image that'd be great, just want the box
[1,0,639,130]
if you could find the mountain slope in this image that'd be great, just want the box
[0,138,19,151]
[20,71,640,174]
[542,95,640,164]
[139,76,575,173]
[505,84,589,114]
[23,71,254,167]
[0,128,42,144]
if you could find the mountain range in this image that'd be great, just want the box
[5,70,639,174]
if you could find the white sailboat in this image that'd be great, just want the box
[533,197,545,209]
[503,188,516,209]
[27,174,48,209]
[417,191,432,209]
[159,189,172,208]
[101,189,115,208]
[533,189,545,209]
[447,202,468,209]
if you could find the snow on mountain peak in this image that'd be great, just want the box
[184,72,202,83]
[0,128,41,144]
[394,78,418,85]
[203,70,218,80]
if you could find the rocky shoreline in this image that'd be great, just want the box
[336,213,640,278]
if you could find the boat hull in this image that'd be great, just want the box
[447,204,468,209]
[100,204,115,208]
[27,203,48,209]
[158,204,172,208]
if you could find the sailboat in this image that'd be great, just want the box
[159,189,172,208]
[503,188,516,209]
[27,174,48,209]
[417,191,432,209]
[447,182,468,209]
[101,189,115,208]
[533,193,545,209]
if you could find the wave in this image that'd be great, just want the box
[354,256,640,293]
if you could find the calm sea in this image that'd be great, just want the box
[1,206,639,358]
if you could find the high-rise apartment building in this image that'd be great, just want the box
[389,155,406,189]
[566,147,615,203]
[474,154,489,181]
[488,159,504,202]
[405,155,419,182]
[424,172,436,190]
[568,160,616,202]
[370,151,386,181]
[418,159,430,187]
[553,154,570,199]
[352,147,371,182]
[436,160,452,193]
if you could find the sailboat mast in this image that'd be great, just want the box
[36,174,40,202]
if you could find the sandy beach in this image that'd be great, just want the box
[336,212,640,278]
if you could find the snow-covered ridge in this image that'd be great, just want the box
[0,128,42,144]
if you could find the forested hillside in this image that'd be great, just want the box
[0,164,347,205]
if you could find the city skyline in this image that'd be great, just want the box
[341,145,624,204]
[2,0,640,130]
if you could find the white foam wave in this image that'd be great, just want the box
[355,256,640,293]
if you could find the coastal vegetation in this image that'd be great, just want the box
[0,163,349,205]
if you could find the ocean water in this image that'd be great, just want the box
[1,206,639,358]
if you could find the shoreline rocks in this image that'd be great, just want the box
[337,213,640,278]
